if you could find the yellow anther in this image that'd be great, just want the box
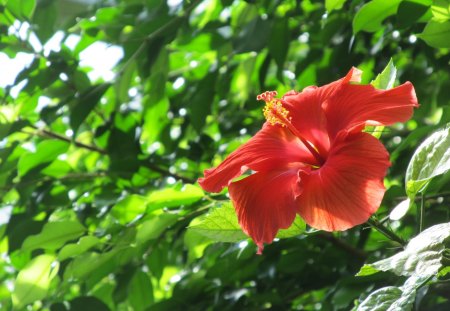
[257,91,291,127]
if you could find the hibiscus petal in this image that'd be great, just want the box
[198,124,316,193]
[323,82,418,140]
[229,168,303,253]
[281,67,362,155]
[296,132,390,231]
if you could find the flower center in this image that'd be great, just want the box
[257,91,325,166]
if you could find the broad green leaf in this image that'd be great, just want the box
[128,271,154,311]
[17,140,70,177]
[353,0,402,33]
[405,124,450,198]
[365,59,396,138]
[418,20,450,48]
[431,0,450,21]
[136,214,179,244]
[188,203,247,243]
[357,222,450,277]
[357,287,403,311]
[12,254,59,308]
[326,0,347,12]
[357,275,429,311]
[147,184,204,210]
[58,236,100,261]
[6,0,36,19]
[21,221,86,252]
[189,203,306,243]
[111,194,148,224]
[69,83,111,135]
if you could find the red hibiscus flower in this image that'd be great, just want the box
[198,68,419,254]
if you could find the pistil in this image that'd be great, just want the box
[258,91,325,165]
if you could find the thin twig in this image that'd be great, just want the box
[366,217,406,247]
[317,232,367,260]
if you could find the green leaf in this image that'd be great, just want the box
[128,271,154,311]
[188,203,247,243]
[17,140,70,177]
[357,275,429,311]
[371,59,397,90]
[268,18,289,68]
[396,0,432,29]
[70,83,111,135]
[357,222,450,277]
[6,0,36,19]
[405,124,450,198]
[189,203,306,243]
[353,0,402,33]
[21,221,86,252]
[326,0,347,12]
[58,236,100,261]
[431,0,450,21]
[12,254,59,308]
[136,214,179,244]
[276,216,306,239]
[111,194,148,225]
[147,184,204,210]
[365,59,397,138]
[417,20,450,48]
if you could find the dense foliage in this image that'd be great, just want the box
[0,0,449,310]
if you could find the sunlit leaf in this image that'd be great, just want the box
[21,221,86,252]
[405,124,450,198]
[353,0,402,33]
[12,254,59,308]
[357,222,450,277]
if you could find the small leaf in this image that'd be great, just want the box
[357,222,450,277]
[353,0,402,33]
[417,20,450,48]
[326,0,347,12]
[111,194,148,225]
[12,254,59,308]
[128,271,154,311]
[405,124,450,199]
[17,140,70,177]
[371,59,397,90]
[21,221,86,252]
[58,236,100,261]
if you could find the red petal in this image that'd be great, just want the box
[229,168,303,253]
[281,67,362,155]
[296,132,390,231]
[198,124,317,193]
[323,82,418,140]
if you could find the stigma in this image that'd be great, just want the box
[257,91,291,127]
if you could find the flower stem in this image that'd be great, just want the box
[366,217,406,247]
